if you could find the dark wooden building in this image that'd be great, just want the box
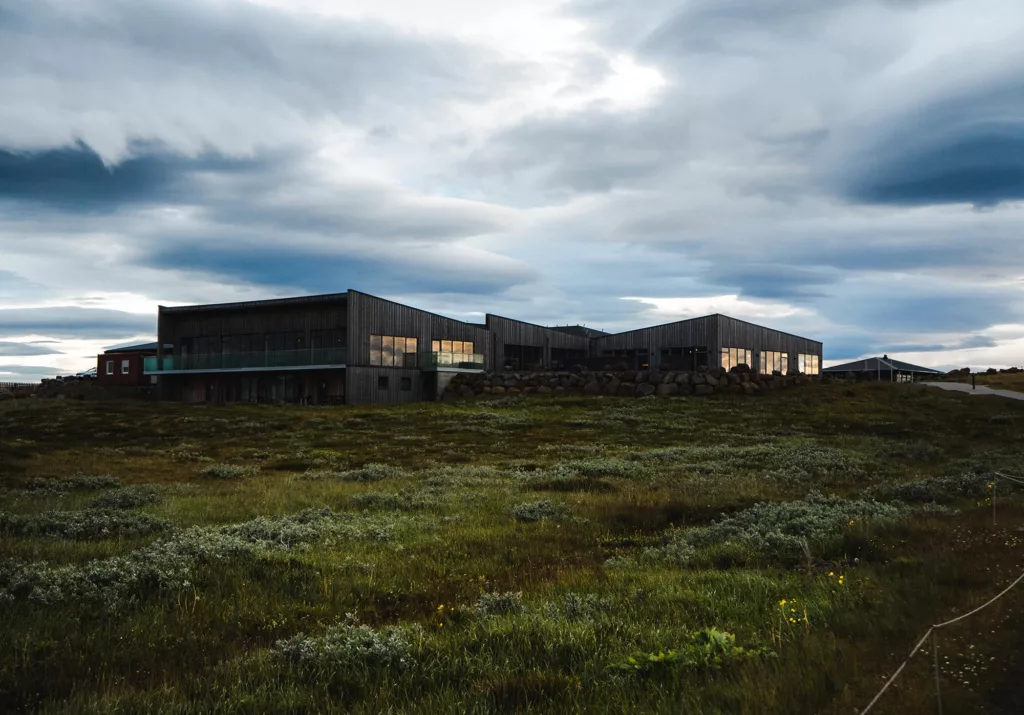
[146,291,822,404]
[591,314,822,375]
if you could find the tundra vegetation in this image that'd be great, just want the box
[1,383,1023,714]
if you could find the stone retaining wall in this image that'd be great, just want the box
[443,368,814,400]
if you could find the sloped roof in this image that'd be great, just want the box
[550,325,610,338]
[823,356,943,374]
[103,342,173,354]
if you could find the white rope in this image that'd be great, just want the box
[994,471,1024,487]
[859,629,934,714]
[931,569,1024,629]
[859,566,1024,714]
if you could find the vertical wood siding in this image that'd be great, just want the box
[716,315,822,372]
[485,315,590,369]
[159,295,348,347]
[590,316,717,361]
[346,291,493,369]
[345,367,425,405]
[590,315,822,372]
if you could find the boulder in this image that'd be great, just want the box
[537,385,553,395]
[618,382,636,397]
[622,371,637,383]
[491,386,506,395]
[636,382,656,397]
[694,384,714,396]
[554,386,566,395]
[675,373,691,385]
[656,382,679,396]
[704,374,719,387]
[583,381,601,395]
[459,386,475,398]
[662,372,676,384]
[604,378,622,395]
[635,371,649,384]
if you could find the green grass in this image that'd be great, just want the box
[2,382,1024,713]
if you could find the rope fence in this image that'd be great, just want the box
[859,471,1024,714]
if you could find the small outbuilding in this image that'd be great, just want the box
[822,355,943,383]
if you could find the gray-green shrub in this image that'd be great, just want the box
[0,509,169,540]
[89,485,161,510]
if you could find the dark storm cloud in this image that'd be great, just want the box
[0,144,272,212]
[0,307,154,339]
[0,341,61,357]
[144,244,533,297]
[702,264,836,300]
[840,77,1024,207]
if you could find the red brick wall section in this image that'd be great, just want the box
[96,352,154,386]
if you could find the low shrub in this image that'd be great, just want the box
[655,491,901,563]
[0,508,400,607]
[339,463,406,482]
[89,485,162,510]
[510,500,566,523]
[0,509,170,540]
[22,475,121,493]
[866,473,995,503]
[272,620,417,678]
[222,507,398,547]
[544,591,615,621]
[199,464,259,480]
[351,490,436,511]
[475,591,526,617]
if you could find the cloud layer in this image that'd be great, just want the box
[2,0,1023,378]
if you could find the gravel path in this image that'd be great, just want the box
[921,382,1024,401]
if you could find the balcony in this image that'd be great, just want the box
[144,348,346,374]
[420,351,485,371]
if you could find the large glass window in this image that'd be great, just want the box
[432,339,475,366]
[761,351,789,375]
[798,354,820,375]
[370,335,418,367]
[721,347,752,372]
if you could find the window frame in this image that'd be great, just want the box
[377,375,389,390]
[121,359,130,375]
[105,360,114,376]
[400,376,412,392]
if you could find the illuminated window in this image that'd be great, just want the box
[720,347,751,372]
[761,351,789,375]
[369,336,418,367]
[432,340,476,367]
[121,360,130,375]
[798,354,820,375]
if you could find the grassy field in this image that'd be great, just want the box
[976,372,1024,392]
[2,383,1024,714]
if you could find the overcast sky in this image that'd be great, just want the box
[2,0,1023,381]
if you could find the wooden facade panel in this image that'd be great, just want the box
[591,316,716,353]
[346,366,425,405]
[716,315,822,372]
[159,298,347,348]
[485,315,591,369]
[346,291,492,369]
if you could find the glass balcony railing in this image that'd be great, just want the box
[143,348,346,373]
[420,351,485,370]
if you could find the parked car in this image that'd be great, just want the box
[75,367,98,380]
